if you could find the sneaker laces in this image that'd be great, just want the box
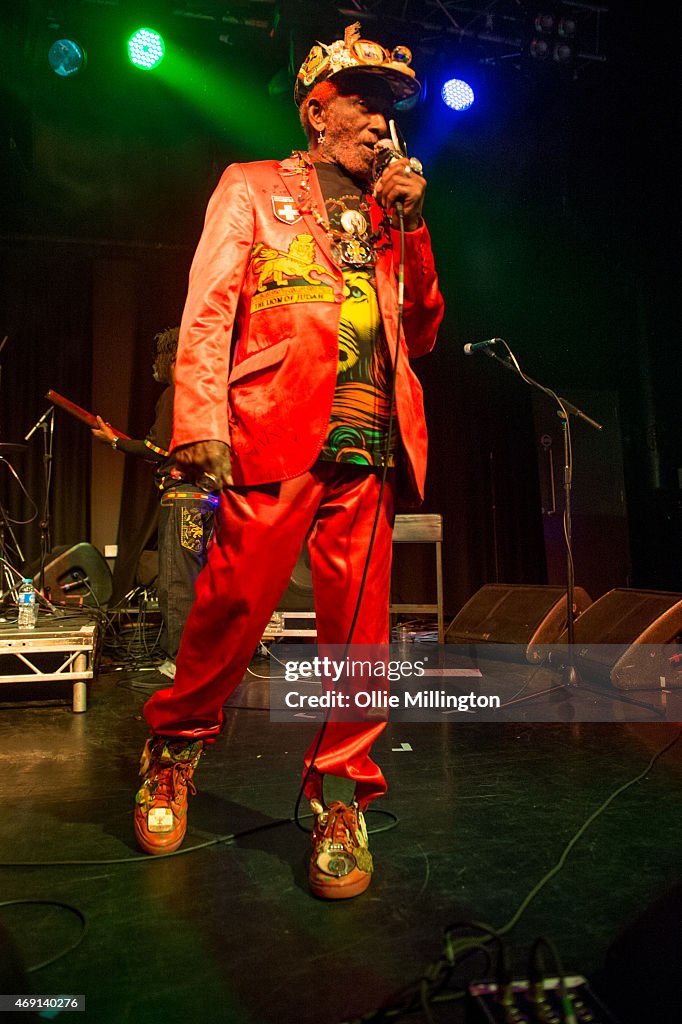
[138,740,201,810]
[313,801,372,878]
[158,762,197,802]
[318,802,362,849]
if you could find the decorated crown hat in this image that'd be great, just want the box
[294,22,421,110]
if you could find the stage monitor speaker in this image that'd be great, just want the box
[553,587,682,690]
[36,542,113,607]
[445,583,593,662]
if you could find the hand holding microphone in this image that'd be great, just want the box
[373,132,426,231]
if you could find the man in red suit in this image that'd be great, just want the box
[134,22,444,899]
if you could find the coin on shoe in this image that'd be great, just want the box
[308,801,373,900]
[133,738,203,855]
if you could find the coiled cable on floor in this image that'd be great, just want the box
[2,728,678,986]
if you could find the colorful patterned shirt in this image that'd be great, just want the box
[314,162,398,468]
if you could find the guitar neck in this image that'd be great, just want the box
[46,389,130,439]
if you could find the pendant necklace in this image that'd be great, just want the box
[288,151,390,268]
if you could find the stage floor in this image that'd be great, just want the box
[1,651,681,1024]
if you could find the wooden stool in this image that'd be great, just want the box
[390,514,445,643]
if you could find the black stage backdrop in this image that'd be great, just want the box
[0,249,92,571]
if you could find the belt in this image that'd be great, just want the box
[161,490,220,507]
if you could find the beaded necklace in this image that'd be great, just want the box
[287,150,391,267]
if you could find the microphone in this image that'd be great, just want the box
[373,138,407,220]
[372,138,403,181]
[463,338,501,356]
[24,405,54,441]
[374,120,411,220]
[62,574,89,593]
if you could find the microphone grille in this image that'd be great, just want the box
[373,139,399,181]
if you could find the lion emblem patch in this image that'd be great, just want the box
[252,234,334,292]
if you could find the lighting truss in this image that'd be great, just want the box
[328,1,607,73]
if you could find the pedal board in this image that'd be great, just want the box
[467,975,619,1023]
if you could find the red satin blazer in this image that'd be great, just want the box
[173,152,445,505]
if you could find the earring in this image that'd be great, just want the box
[317,128,325,145]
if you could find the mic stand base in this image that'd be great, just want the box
[503,657,665,718]
[564,662,579,687]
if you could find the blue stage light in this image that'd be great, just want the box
[441,78,475,111]
[48,38,86,77]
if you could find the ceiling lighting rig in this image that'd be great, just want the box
[329,1,607,75]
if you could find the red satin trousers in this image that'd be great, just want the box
[144,462,395,807]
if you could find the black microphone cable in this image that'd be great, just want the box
[292,177,409,831]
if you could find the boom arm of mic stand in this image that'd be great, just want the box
[481,348,604,432]
[481,350,604,430]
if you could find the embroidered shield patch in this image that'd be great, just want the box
[272,195,302,225]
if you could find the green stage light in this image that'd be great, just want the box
[127,28,165,70]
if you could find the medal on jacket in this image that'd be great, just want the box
[332,237,375,266]
[340,209,367,235]
[332,208,375,266]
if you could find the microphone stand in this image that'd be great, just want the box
[0,502,57,617]
[474,341,660,715]
[0,335,7,440]
[0,496,24,609]
[24,406,55,599]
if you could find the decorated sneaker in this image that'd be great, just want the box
[134,736,204,855]
[308,800,373,899]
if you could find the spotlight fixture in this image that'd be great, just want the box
[48,38,86,77]
[127,28,165,70]
[441,78,475,111]
[529,10,578,65]
[529,37,550,60]
[534,13,555,34]
[553,41,574,63]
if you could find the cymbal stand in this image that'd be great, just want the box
[0,455,58,616]
[0,501,23,607]
[24,405,55,595]
[0,548,26,609]
[0,449,26,605]
[0,334,7,440]
[0,337,24,609]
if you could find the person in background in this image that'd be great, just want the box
[92,327,216,680]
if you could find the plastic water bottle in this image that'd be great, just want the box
[17,578,38,629]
